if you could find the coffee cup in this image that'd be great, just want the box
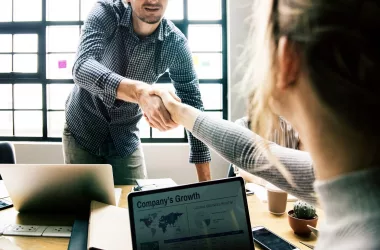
[266,183,288,215]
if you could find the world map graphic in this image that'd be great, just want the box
[140,212,183,237]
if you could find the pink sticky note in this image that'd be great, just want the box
[58,60,67,69]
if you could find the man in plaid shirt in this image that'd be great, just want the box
[63,0,211,184]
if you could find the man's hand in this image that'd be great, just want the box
[195,163,211,182]
[137,87,179,132]
[148,86,184,124]
[143,88,181,129]
[116,79,180,132]
[149,86,201,133]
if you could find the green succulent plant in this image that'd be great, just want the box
[293,200,316,220]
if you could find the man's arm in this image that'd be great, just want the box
[195,163,211,182]
[72,2,124,107]
[72,1,175,131]
[168,39,212,181]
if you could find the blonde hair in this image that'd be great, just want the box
[241,0,380,182]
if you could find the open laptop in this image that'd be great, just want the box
[128,177,254,250]
[0,164,115,213]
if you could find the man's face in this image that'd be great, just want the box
[128,0,168,24]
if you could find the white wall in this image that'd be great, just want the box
[11,0,253,185]
[13,143,229,185]
[228,0,253,122]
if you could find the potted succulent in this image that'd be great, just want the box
[288,200,318,236]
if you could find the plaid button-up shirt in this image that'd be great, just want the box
[65,0,211,163]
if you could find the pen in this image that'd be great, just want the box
[299,241,314,249]
[307,225,319,237]
[246,190,255,196]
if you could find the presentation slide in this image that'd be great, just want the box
[131,181,251,250]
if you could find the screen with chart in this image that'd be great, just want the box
[129,179,253,250]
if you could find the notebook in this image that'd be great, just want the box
[67,188,123,250]
[0,237,22,250]
[87,201,132,250]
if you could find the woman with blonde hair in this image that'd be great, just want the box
[151,0,380,248]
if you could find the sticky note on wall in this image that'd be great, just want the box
[58,60,67,69]
[192,55,199,66]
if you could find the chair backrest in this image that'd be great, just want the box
[227,163,237,178]
[0,142,16,180]
[226,117,249,178]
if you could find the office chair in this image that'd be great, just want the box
[226,117,250,179]
[227,163,237,178]
[0,142,16,180]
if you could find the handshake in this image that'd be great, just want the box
[116,79,201,132]
[140,86,184,132]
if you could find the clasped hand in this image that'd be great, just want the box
[139,86,182,131]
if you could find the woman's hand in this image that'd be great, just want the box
[148,87,182,124]
[149,87,202,131]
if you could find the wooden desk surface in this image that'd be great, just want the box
[0,185,321,250]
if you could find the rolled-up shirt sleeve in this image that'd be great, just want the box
[169,40,211,164]
[72,1,125,107]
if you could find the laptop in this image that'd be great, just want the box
[0,164,115,213]
[128,177,254,250]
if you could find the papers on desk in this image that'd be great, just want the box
[114,188,122,206]
[0,224,10,236]
[134,178,177,191]
[88,201,132,250]
[69,200,132,250]
[0,237,22,250]
[68,189,127,250]
[245,183,297,202]
[67,188,122,250]
[0,181,9,199]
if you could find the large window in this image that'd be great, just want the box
[0,0,227,142]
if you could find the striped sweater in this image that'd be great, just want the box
[192,113,380,250]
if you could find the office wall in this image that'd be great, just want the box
[228,0,253,121]
[13,143,229,185]
[11,0,253,184]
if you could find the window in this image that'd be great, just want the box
[0,0,227,142]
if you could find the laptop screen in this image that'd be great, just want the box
[128,178,253,250]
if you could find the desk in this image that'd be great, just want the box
[0,185,321,249]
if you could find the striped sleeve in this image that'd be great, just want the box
[192,113,317,205]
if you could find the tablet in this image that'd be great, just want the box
[128,177,254,250]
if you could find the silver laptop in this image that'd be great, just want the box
[0,164,115,213]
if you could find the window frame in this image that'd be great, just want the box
[0,0,228,143]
